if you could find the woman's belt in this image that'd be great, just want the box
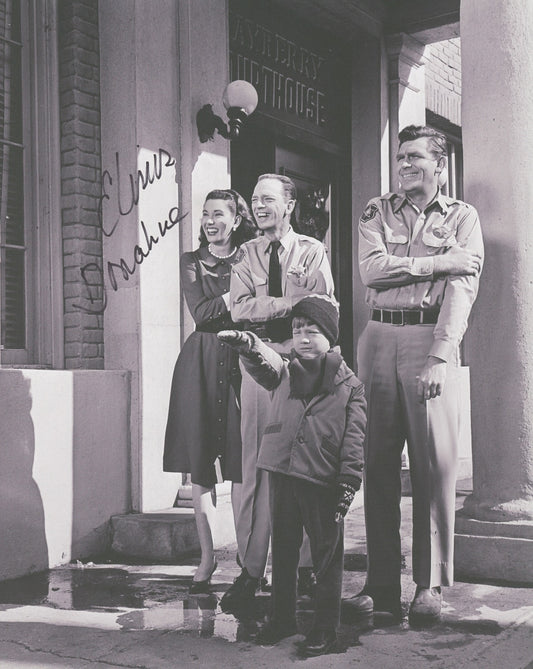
[195,318,241,334]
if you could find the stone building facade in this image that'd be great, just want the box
[0,0,531,583]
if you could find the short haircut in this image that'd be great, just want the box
[398,125,448,158]
[292,315,315,329]
[257,173,297,201]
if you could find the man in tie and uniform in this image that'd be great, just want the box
[221,173,335,608]
[347,125,483,626]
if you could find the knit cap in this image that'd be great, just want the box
[291,295,339,346]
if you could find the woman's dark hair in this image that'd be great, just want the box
[198,188,258,247]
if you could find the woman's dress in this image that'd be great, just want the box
[163,245,242,487]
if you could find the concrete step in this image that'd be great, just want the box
[111,484,366,562]
[111,489,236,562]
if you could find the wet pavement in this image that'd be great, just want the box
[0,482,532,668]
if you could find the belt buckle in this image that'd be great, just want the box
[391,310,404,326]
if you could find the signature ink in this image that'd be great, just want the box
[74,146,182,314]
[75,262,108,315]
[98,147,177,236]
[73,206,188,315]
[115,148,176,217]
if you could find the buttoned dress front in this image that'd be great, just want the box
[357,191,483,589]
[163,246,242,488]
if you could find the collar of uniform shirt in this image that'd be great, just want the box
[262,225,295,254]
[393,188,457,216]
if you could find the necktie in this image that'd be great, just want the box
[266,240,290,342]
[268,240,282,297]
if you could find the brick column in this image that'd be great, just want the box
[425,38,461,129]
[455,0,533,582]
[58,0,104,369]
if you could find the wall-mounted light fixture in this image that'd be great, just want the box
[196,80,258,142]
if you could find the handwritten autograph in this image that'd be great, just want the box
[73,147,188,315]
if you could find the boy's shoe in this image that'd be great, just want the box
[408,586,441,627]
[255,619,298,645]
[300,628,337,657]
[344,586,402,623]
[220,568,260,610]
[297,567,316,597]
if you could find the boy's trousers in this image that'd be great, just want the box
[269,472,343,631]
[237,363,313,579]
[357,320,460,589]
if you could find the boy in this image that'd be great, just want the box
[218,295,366,657]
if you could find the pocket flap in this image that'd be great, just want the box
[264,422,282,435]
[383,224,408,245]
[251,272,267,287]
[321,435,338,453]
[422,225,458,248]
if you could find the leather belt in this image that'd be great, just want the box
[371,309,439,326]
[196,317,240,334]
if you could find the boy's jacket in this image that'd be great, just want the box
[240,335,366,489]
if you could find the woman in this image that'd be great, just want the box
[163,189,257,594]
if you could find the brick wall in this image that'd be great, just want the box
[425,38,461,127]
[58,0,104,369]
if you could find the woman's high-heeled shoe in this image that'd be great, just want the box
[189,560,218,595]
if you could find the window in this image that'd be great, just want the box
[0,0,63,367]
[426,110,463,201]
[0,0,25,353]
[442,137,463,201]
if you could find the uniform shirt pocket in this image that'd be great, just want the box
[286,271,308,290]
[383,223,409,246]
[422,223,458,252]
[251,273,268,296]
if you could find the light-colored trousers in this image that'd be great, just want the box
[236,359,312,579]
[357,320,461,589]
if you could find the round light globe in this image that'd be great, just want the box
[222,80,258,116]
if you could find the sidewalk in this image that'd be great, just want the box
[0,481,531,668]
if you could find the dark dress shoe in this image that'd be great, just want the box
[300,628,337,657]
[409,586,441,626]
[344,586,402,623]
[189,560,217,595]
[255,619,298,645]
[220,568,259,610]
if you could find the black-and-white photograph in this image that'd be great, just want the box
[0,0,532,667]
